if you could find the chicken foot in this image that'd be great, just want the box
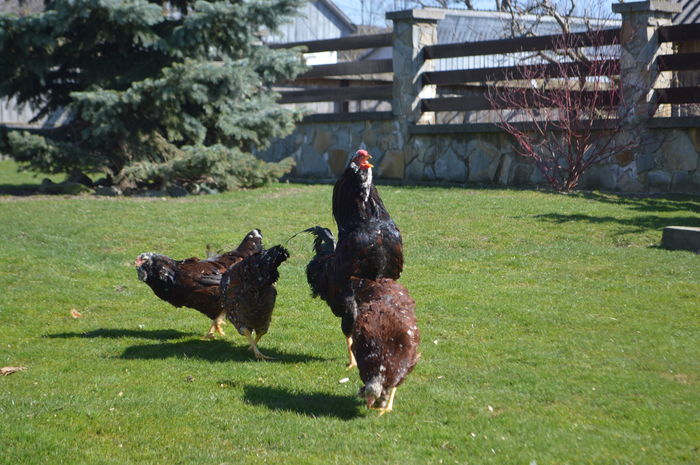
[373,387,397,416]
[202,312,227,339]
[242,328,274,360]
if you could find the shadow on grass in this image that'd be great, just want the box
[119,339,328,364]
[45,328,195,340]
[243,384,362,420]
[0,182,45,196]
[534,212,700,233]
[575,191,700,215]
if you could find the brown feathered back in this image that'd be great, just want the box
[350,278,420,407]
[135,229,264,320]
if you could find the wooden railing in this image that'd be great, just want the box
[270,33,393,106]
[423,28,619,59]
[268,21,700,117]
[421,28,621,113]
[656,23,700,106]
[269,33,392,53]
[658,23,700,42]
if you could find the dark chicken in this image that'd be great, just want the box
[306,150,404,368]
[221,245,289,360]
[305,226,358,367]
[135,229,262,338]
[332,149,403,281]
[350,277,420,415]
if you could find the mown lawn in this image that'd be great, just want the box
[0,160,698,464]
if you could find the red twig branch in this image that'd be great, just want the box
[487,30,635,192]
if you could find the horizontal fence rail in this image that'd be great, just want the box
[423,59,619,86]
[296,59,393,79]
[278,84,393,104]
[421,89,619,112]
[656,87,700,104]
[423,28,619,60]
[658,23,700,42]
[268,33,392,53]
[658,52,700,72]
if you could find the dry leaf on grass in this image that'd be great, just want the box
[1,366,26,376]
[70,309,82,318]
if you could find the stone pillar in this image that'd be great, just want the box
[612,0,681,183]
[387,9,444,125]
[385,9,444,180]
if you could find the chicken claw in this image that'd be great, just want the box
[202,321,218,340]
[243,329,274,361]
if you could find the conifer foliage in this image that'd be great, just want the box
[0,0,305,192]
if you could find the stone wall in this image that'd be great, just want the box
[257,118,700,193]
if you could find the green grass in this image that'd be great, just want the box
[0,159,698,464]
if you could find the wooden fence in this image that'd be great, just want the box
[656,23,700,107]
[270,20,700,121]
[270,33,392,107]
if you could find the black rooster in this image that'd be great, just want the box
[332,149,403,281]
[221,245,289,360]
[305,149,404,368]
[135,230,262,338]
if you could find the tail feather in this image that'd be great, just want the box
[249,245,289,286]
[263,245,290,266]
[305,226,335,255]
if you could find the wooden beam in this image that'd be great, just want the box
[268,33,392,53]
[298,59,393,79]
[421,89,618,111]
[279,78,391,87]
[658,23,700,43]
[421,96,491,112]
[410,119,624,134]
[423,60,619,86]
[656,87,700,104]
[423,28,620,60]
[302,111,394,123]
[279,84,393,104]
[658,52,700,72]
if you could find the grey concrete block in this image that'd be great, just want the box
[661,226,700,253]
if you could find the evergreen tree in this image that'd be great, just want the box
[0,0,305,192]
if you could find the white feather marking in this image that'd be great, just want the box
[361,167,373,202]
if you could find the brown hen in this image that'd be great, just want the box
[135,229,262,338]
[350,277,420,415]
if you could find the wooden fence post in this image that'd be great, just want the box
[612,0,681,181]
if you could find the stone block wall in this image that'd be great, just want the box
[257,119,700,193]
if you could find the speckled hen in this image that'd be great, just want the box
[349,277,420,415]
[221,245,289,360]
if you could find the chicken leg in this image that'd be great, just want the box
[346,336,357,369]
[203,321,218,339]
[203,312,227,339]
[214,311,226,336]
[376,387,397,416]
[242,328,273,360]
